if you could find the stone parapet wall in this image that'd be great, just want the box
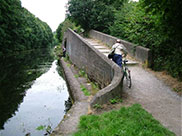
[89,30,152,67]
[64,28,124,106]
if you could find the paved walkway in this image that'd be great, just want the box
[84,38,182,136]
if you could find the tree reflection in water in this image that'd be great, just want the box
[0,49,54,129]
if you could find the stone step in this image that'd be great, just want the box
[125,60,138,66]
[93,45,107,49]
[103,53,109,56]
[98,49,110,53]
[84,38,138,66]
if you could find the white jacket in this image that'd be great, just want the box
[112,43,127,56]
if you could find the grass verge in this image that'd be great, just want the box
[73,104,175,136]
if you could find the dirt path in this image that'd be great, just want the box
[85,38,182,136]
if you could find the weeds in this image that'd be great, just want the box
[109,98,118,104]
[90,82,99,95]
[173,88,182,93]
[66,63,71,67]
[79,69,87,78]
[63,54,72,64]
[93,104,102,109]
[80,84,90,96]
[109,97,123,104]
[74,74,79,78]
[36,125,52,135]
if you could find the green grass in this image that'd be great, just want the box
[73,104,175,136]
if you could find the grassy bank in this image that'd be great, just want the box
[73,104,175,136]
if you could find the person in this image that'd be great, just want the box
[62,46,66,57]
[110,39,127,67]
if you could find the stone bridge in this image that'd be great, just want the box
[51,29,181,136]
[64,28,152,106]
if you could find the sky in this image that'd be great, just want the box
[21,0,68,32]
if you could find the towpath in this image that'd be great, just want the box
[84,38,182,136]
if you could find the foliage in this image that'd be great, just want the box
[54,45,63,59]
[36,125,46,131]
[79,69,87,77]
[109,1,182,80]
[90,82,99,95]
[0,0,54,56]
[67,0,119,33]
[93,104,102,109]
[139,0,182,80]
[73,104,175,136]
[74,74,79,78]
[109,97,123,104]
[80,84,90,96]
[36,125,52,135]
[55,18,83,43]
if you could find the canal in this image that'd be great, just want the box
[0,49,69,136]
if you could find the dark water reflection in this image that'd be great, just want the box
[0,49,69,136]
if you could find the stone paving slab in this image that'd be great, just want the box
[97,49,110,53]
[93,45,107,49]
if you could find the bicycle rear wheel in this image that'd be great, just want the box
[126,69,131,88]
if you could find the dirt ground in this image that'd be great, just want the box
[146,68,182,96]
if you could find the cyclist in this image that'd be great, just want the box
[110,39,127,67]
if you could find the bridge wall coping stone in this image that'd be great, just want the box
[89,30,152,67]
[64,28,124,106]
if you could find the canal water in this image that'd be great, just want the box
[0,49,69,136]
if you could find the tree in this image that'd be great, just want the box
[0,0,54,56]
[67,0,117,33]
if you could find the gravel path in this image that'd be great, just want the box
[123,65,181,136]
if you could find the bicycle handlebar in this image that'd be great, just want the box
[123,60,128,64]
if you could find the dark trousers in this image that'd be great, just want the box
[112,54,122,67]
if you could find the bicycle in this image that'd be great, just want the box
[122,59,132,88]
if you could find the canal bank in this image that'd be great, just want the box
[0,49,69,136]
[51,58,91,136]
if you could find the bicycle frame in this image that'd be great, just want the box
[122,59,131,88]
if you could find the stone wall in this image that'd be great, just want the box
[89,30,152,67]
[64,28,124,106]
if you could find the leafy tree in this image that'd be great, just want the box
[109,1,182,80]
[56,19,77,43]
[67,0,118,33]
[0,0,54,56]
[56,23,63,43]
